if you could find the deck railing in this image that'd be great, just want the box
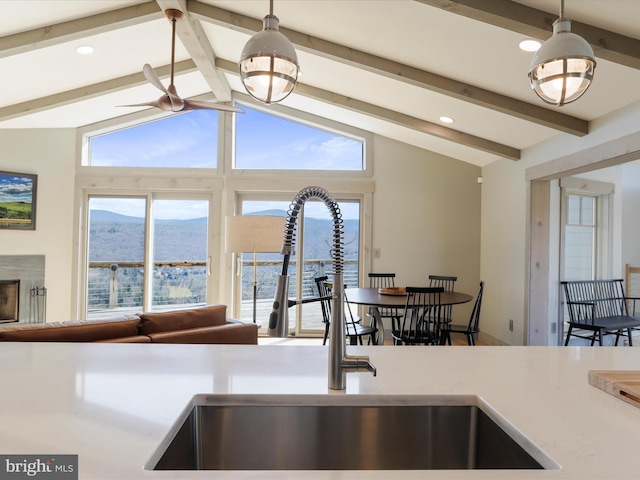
[87,259,359,316]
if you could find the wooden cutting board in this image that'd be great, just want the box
[589,370,640,409]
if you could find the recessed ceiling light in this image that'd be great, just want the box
[76,45,94,55]
[439,116,454,124]
[519,39,541,52]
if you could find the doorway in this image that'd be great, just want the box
[526,131,640,346]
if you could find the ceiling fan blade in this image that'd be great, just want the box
[143,64,169,94]
[183,99,244,113]
[118,95,182,112]
[117,100,162,109]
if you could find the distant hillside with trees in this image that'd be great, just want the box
[88,209,359,262]
[87,209,359,310]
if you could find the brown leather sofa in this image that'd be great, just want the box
[0,305,258,345]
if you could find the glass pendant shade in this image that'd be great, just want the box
[529,18,596,106]
[240,14,299,104]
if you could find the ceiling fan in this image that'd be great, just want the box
[121,9,243,114]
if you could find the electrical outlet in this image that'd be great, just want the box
[509,319,514,332]
[373,248,381,259]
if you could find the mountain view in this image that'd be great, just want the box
[86,209,359,312]
[88,209,359,262]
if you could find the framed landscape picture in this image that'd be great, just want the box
[0,170,37,230]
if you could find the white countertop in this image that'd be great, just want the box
[1,343,640,479]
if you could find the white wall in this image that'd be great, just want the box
[622,163,640,267]
[371,136,481,325]
[0,129,76,322]
[480,158,528,344]
[481,100,640,345]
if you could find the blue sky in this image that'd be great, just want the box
[0,173,34,204]
[90,106,362,171]
[88,106,362,219]
[236,108,362,170]
[90,110,218,168]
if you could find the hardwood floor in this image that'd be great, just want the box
[259,333,485,346]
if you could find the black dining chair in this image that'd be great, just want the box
[428,275,458,291]
[314,276,376,346]
[442,281,485,346]
[428,275,457,325]
[392,286,444,345]
[368,273,403,345]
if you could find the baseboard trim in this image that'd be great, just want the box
[478,331,510,346]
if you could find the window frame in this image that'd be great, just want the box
[560,177,614,282]
[72,180,223,319]
[563,193,598,280]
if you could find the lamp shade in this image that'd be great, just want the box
[239,14,299,104]
[529,18,596,106]
[225,215,284,253]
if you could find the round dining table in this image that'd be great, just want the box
[344,287,472,308]
[344,287,473,345]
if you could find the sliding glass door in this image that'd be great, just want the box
[85,195,209,318]
[237,196,361,336]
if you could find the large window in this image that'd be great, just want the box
[235,106,364,170]
[77,96,372,324]
[85,195,209,318]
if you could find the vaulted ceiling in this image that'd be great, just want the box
[2,0,640,166]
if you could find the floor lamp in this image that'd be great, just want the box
[225,215,284,324]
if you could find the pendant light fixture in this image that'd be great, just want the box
[239,0,299,104]
[528,0,596,106]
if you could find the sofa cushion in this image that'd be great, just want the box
[138,305,227,335]
[97,335,151,343]
[147,322,258,345]
[0,316,141,342]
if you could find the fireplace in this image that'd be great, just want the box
[0,280,19,323]
[0,255,45,324]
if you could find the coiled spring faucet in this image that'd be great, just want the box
[267,186,376,390]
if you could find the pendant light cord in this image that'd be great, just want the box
[269,0,274,16]
[559,0,565,19]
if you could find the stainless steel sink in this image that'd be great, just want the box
[146,394,559,471]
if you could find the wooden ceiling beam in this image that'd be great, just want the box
[0,60,197,121]
[214,58,520,160]
[155,0,231,101]
[417,0,640,70]
[0,2,162,59]
[189,0,587,137]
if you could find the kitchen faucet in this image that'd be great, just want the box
[267,186,376,390]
